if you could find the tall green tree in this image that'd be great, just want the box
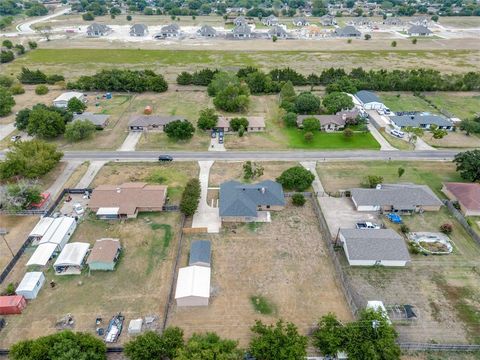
[213,84,250,113]
[197,108,218,130]
[302,117,320,132]
[322,92,354,114]
[176,332,242,360]
[164,120,195,140]
[453,150,480,182]
[27,107,65,138]
[180,178,201,216]
[276,166,315,191]
[67,97,87,113]
[279,81,296,103]
[295,92,320,114]
[312,313,345,357]
[124,328,184,360]
[65,120,96,142]
[0,87,15,116]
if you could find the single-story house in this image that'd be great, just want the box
[53,92,86,109]
[130,24,148,37]
[339,228,411,267]
[88,182,168,219]
[155,23,180,38]
[29,217,55,240]
[292,17,309,26]
[86,23,112,37]
[219,180,285,222]
[73,112,110,129]
[189,240,211,267]
[86,238,122,271]
[0,295,26,315]
[15,272,45,300]
[175,265,211,307]
[320,15,336,26]
[268,24,288,39]
[128,115,184,131]
[215,116,265,132]
[383,17,403,26]
[296,109,358,132]
[350,183,443,213]
[335,25,361,37]
[233,15,247,26]
[262,15,278,26]
[197,25,217,37]
[53,242,90,275]
[408,25,432,36]
[442,182,480,216]
[232,23,252,38]
[354,90,386,110]
[390,113,453,131]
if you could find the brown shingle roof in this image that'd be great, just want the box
[444,182,480,212]
[87,238,121,264]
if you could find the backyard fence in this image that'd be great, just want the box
[399,343,480,351]
[444,200,480,246]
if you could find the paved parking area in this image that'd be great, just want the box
[58,194,90,218]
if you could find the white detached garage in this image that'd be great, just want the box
[16,272,45,299]
[175,266,211,307]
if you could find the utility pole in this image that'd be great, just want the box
[0,229,14,258]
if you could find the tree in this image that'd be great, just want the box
[15,44,25,55]
[272,35,277,42]
[0,75,13,88]
[124,328,184,360]
[82,12,95,20]
[65,120,96,142]
[292,193,306,206]
[398,167,405,178]
[18,67,47,84]
[28,41,37,49]
[302,117,320,132]
[176,332,242,360]
[213,84,250,112]
[35,84,49,95]
[295,92,320,114]
[27,107,65,138]
[180,178,201,216]
[197,108,218,130]
[440,223,453,234]
[404,126,424,144]
[177,71,193,85]
[9,330,106,360]
[208,72,239,96]
[453,150,480,182]
[364,34,371,40]
[276,166,315,191]
[164,120,195,140]
[67,97,87,113]
[312,313,345,357]
[431,15,439,22]
[249,320,307,360]
[283,112,297,128]
[2,39,13,49]
[459,119,480,135]
[15,108,31,130]
[343,128,353,138]
[127,15,133,21]
[243,161,264,180]
[0,87,15,117]
[412,38,417,44]
[1,180,42,211]
[322,92,354,114]
[10,83,25,95]
[279,81,296,103]
[391,40,397,47]
[229,117,248,132]
[304,131,314,142]
[362,175,383,188]
[0,50,14,63]
[430,126,448,139]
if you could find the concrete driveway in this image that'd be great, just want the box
[367,123,397,151]
[301,161,328,196]
[415,137,436,151]
[0,123,15,142]
[209,134,226,151]
[192,161,221,233]
[118,132,142,151]
[76,161,106,188]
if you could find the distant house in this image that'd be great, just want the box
[88,182,168,219]
[73,112,110,129]
[442,182,480,216]
[339,229,410,267]
[390,113,453,131]
[189,240,211,267]
[232,23,252,38]
[292,17,309,26]
[408,25,432,36]
[155,23,180,38]
[215,116,265,132]
[128,115,184,131]
[233,15,247,26]
[350,183,443,213]
[130,24,148,37]
[219,180,285,223]
[53,242,90,275]
[197,25,217,37]
[296,109,358,132]
[268,24,288,39]
[175,266,211,307]
[383,17,403,26]
[86,23,112,37]
[53,92,86,109]
[320,15,336,26]
[262,14,278,26]
[335,25,361,37]
[355,90,385,110]
[87,238,122,271]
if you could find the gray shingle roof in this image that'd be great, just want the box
[355,90,381,104]
[129,115,184,127]
[198,25,217,36]
[233,23,251,35]
[130,24,148,36]
[161,23,180,34]
[189,240,211,266]
[351,183,443,210]
[408,25,432,35]
[390,114,452,128]
[87,23,111,35]
[340,228,411,262]
[269,24,288,37]
[219,180,285,217]
[335,25,361,37]
[73,112,109,127]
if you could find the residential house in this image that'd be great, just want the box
[73,112,110,129]
[128,115,184,131]
[155,23,180,38]
[53,92,86,109]
[88,182,168,219]
[335,25,361,37]
[350,183,443,213]
[407,25,432,36]
[130,24,148,37]
[383,17,403,26]
[86,23,112,37]
[442,182,480,216]
[355,90,386,110]
[390,113,453,131]
[292,17,309,26]
[320,15,336,26]
[197,25,217,37]
[86,238,122,271]
[339,229,410,267]
[219,180,285,223]
[262,14,278,26]
[296,109,358,132]
[189,240,211,267]
[215,116,265,132]
[268,24,288,38]
[232,23,252,38]
[233,15,247,26]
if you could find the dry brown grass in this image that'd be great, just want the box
[422,132,480,149]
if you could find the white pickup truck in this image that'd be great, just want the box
[356,221,380,230]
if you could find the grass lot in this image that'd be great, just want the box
[421,132,480,149]
[0,211,182,347]
[379,128,414,151]
[379,92,437,113]
[284,128,380,149]
[424,92,480,120]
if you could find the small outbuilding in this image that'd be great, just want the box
[355,90,385,110]
[189,240,211,267]
[27,243,58,267]
[53,92,86,109]
[87,238,121,271]
[53,242,90,275]
[0,295,26,315]
[128,318,143,335]
[29,217,55,241]
[16,272,45,300]
[175,266,211,307]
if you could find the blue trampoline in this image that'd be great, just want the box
[387,213,403,224]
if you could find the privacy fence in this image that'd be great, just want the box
[444,200,480,246]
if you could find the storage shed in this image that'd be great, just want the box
[53,242,90,275]
[29,217,55,240]
[27,243,58,267]
[189,240,211,267]
[16,272,45,300]
[128,318,143,335]
[38,216,77,251]
[87,238,121,271]
[175,266,211,307]
[0,295,26,315]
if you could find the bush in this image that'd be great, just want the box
[35,84,49,95]
[408,242,421,254]
[0,50,14,63]
[28,41,38,49]
[65,120,96,142]
[2,40,13,49]
[0,75,14,88]
[283,112,297,127]
[391,41,397,47]
[361,175,383,188]
[15,108,31,130]
[229,117,249,132]
[302,117,320,132]
[177,71,193,85]
[440,223,453,234]
[46,74,65,85]
[276,166,315,191]
[124,328,184,360]
[67,97,87,113]
[295,92,320,114]
[164,120,195,140]
[3,283,15,295]
[10,83,25,95]
[343,128,353,138]
[180,178,201,216]
[304,131,314,142]
[82,12,95,20]
[292,193,306,206]
[18,67,47,84]
[400,224,410,234]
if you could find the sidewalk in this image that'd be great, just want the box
[46,161,81,198]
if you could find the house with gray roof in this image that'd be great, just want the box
[292,17,309,26]
[189,240,211,267]
[355,90,386,110]
[219,180,285,222]
[130,24,148,37]
[268,24,288,39]
[86,23,112,37]
[334,25,361,37]
[339,229,411,267]
[320,15,336,26]
[408,25,432,36]
[128,115,184,131]
[197,25,217,37]
[390,113,453,130]
[232,23,252,38]
[262,15,279,26]
[233,15,247,26]
[73,112,110,129]
[297,109,359,132]
[350,183,443,213]
[383,17,403,26]
[155,23,180,38]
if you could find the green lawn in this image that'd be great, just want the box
[284,129,380,149]
[379,92,436,112]
[424,92,480,120]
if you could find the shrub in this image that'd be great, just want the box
[4,283,15,295]
[391,41,397,47]
[408,242,421,255]
[10,83,25,95]
[292,193,306,206]
[64,120,96,142]
[28,41,38,49]
[304,131,314,142]
[283,112,297,127]
[2,40,13,49]
[412,38,417,44]
[0,50,14,63]
[276,166,315,191]
[364,34,371,40]
[18,67,47,84]
[361,175,383,188]
[197,108,218,130]
[400,224,410,234]
[250,295,276,315]
[180,178,201,216]
[440,223,453,234]
[343,128,353,138]
[82,12,95,20]
[302,117,320,132]
[177,71,193,85]
[46,74,65,85]
[0,87,15,116]
[35,84,49,95]
[0,75,14,88]
[67,97,87,113]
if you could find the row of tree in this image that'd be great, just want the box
[17,67,63,85]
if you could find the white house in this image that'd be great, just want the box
[53,92,86,109]
[15,272,45,300]
[354,90,385,110]
[175,266,211,307]
[53,242,90,275]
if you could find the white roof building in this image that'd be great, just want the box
[27,243,58,267]
[38,216,77,251]
[175,266,211,307]
[53,92,85,108]
[16,272,45,299]
[29,217,55,239]
[53,242,90,275]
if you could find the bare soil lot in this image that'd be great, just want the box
[168,202,352,346]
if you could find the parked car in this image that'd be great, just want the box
[73,203,85,215]
[377,109,384,115]
[383,108,391,115]
[390,129,405,138]
[218,131,224,144]
[10,135,21,142]
[211,130,216,138]
[356,222,381,229]
[158,155,173,162]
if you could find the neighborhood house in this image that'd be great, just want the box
[442,182,480,216]
[53,242,90,275]
[408,25,432,36]
[296,109,359,132]
[86,238,122,271]
[53,92,86,109]
[130,24,148,37]
[390,113,453,131]
[73,112,110,129]
[197,25,217,37]
[86,23,112,37]
[175,266,211,307]
[128,115,184,132]
[215,116,266,132]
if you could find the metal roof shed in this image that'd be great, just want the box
[27,243,58,267]
[29,217,55,239]
[38,216,77,251]
[175,266,211,307]
[189,240,211,267]
[16,272,45,300]
[54,242,90,275]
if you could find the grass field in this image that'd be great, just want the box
[284,128,380,149]
[424,92,480,120]
[379,92,437,113]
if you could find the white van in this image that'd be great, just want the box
[390,129,405,138]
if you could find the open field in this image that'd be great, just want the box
[0,211,182,347]
[379,92,438,113]
[284,128,380,149]
[422,132,480,149]
[91,161,199,203]
[168,202,352,346]
[424,92,480,120]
